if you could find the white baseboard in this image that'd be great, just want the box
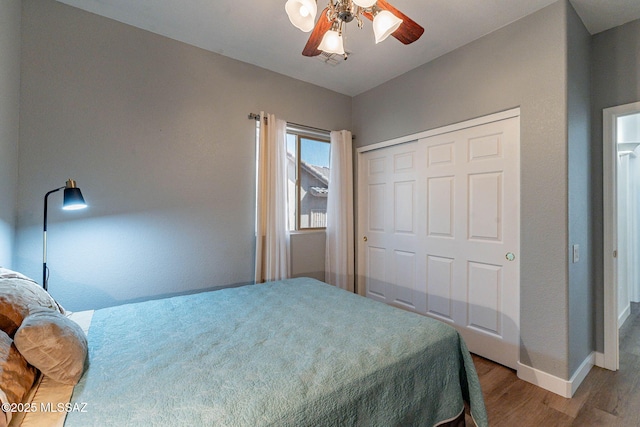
[619,304,631,328]
[516,352,595,398]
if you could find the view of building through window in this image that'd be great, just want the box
[286,132,331,230]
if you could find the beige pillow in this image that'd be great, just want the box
[14,306,87,386]
[0,269,64,337]
[0,330,37,427]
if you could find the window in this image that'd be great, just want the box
[286,126,331,230]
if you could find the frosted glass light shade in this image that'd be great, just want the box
[318,29,345,55]
[373,10,402,43]
[285,0,318,32]
[353,0,377,7]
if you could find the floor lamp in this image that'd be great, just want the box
[43,179,87,291]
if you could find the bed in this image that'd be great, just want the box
[1,269,488,427]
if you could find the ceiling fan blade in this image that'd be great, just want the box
[302,8,333,57]
[362,0,425,45]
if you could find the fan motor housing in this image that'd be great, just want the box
[337,1,355,22]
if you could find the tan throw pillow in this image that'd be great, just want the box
[0,270,64,337]
[14,306,87,386]
[0,330,37,427]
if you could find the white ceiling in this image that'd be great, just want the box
[56,0,640,96]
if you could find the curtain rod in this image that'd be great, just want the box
[248,113,328,133]
[248,113,355,139]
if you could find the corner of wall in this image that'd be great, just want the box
[0,0,22,268]
[517,352,595,397]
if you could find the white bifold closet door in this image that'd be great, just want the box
[357,115,520,370]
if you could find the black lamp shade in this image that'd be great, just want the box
[63,187,87,210]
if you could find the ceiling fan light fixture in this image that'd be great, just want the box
[285,0,318,32]
[296,0,423,57]
[352,0,377,8]
[318,29,345,55]
[373,10,403,43]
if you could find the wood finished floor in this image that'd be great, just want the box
[465,303,640,426]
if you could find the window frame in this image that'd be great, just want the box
[286,125,331,232]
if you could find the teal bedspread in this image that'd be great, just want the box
[65,278,487,426]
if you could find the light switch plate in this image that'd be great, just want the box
[573,244,580,263]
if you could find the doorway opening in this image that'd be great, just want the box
[603,102,640,371]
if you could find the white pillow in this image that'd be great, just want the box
[0,267,39,283]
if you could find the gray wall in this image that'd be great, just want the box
[291,231,325,281]
[15,0,350,310]
[0,0,21,268]
[353,1,576,379]
[566,2,593,375]
[591,18,640,351]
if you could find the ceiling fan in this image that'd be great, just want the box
[285,0,424,59]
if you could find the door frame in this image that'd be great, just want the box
[602,101,640,371]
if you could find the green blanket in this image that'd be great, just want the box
[66,278,487,426]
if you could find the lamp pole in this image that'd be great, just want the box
[43,186,65,291]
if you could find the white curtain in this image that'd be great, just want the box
[255,113,290,283]
[325,130,354,291]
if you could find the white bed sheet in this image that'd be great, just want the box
[9,310,94,427]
